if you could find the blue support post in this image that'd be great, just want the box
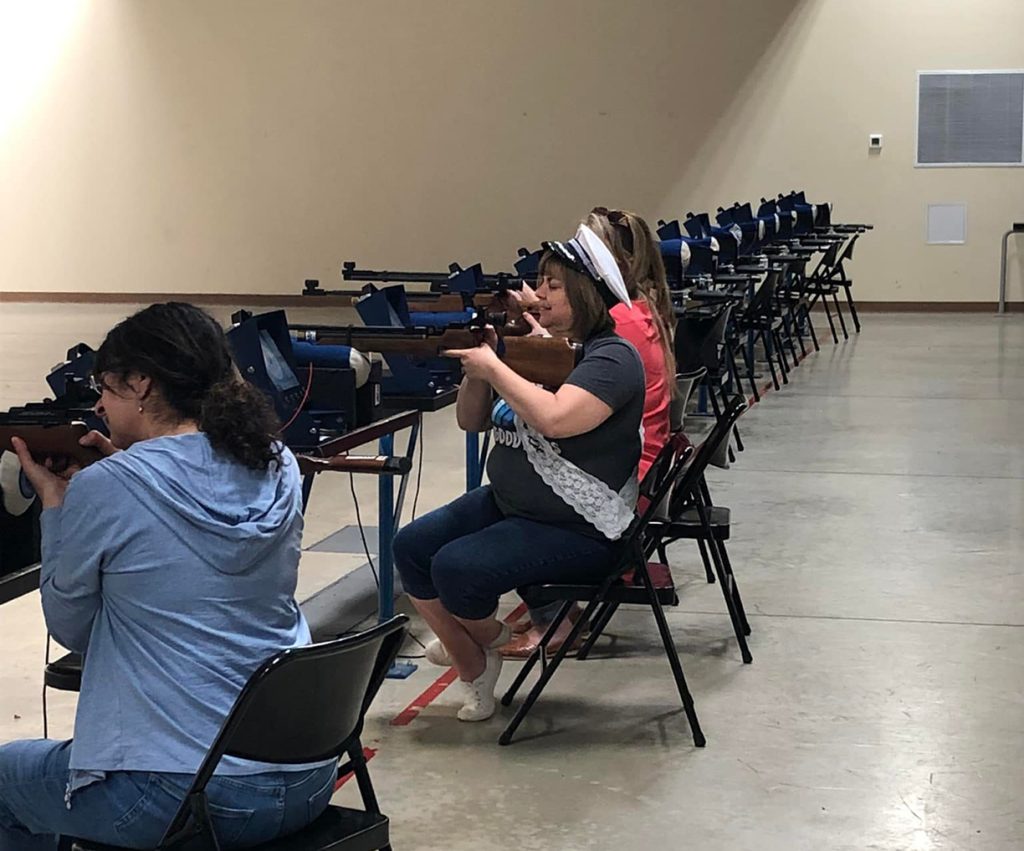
[377,432,395,622]
[379,430,416,678]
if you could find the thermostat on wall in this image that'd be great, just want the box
[869,133,883,149]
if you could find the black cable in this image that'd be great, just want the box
[348,473,379,591]
[348,472,426,659]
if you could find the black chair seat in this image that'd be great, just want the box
[655,506,731,541]
[805,282,839,295]
[71,806,388,851]
[736,314,782,332]
[45,652,83,692]
[523,562,679,608]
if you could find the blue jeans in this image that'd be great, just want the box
[0,740,337,850]
[393,486,618,619]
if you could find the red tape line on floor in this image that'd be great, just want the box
[335,746,378,790]
[390,602,528,727]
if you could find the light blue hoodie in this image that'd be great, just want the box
[39,433,317,778]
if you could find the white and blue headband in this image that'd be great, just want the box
[541,224,632,310]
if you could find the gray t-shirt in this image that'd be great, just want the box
[486,332,644,538]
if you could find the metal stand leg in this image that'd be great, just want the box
[383,419,422,679]
[998,226,1024,315]
[378,433,396,622]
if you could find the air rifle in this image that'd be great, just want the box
[290,323,581,388]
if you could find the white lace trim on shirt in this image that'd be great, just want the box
[514,414,638,540]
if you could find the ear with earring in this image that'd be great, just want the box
[138,404,144,414]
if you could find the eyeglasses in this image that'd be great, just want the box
[88,375,110,396]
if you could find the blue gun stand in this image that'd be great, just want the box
[298,409,422,678]
[354,286,463,398]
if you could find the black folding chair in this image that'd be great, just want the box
[735,270,790,391]
[832,233,862,333]
[803,242,848,343]
[649,397,752,664]
[677,305,745,461]
[578,397,751,665]
[68,616,409,851]
[499,436,704,748]
[669,367,707,435]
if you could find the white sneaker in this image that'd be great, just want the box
[457,648,504,722]
[424,639,452,667]
[424,622,510,669]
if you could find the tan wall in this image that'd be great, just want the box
[659,0,1024,304]
[0,0,1021,303]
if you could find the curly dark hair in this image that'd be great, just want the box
[94,302,283,470]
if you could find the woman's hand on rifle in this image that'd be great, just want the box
[80,430,120,457]
[520,312,551,337]
[10,437,82,510]
[442,337,502,382]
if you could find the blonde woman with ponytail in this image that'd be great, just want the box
[585,207,676,478]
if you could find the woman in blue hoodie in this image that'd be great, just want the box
[0,303,336,850]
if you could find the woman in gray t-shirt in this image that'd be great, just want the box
[393,226,645,723]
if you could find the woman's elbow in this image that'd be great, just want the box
[456,412,489,433]
[532,413,579,440]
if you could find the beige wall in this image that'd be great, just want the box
[0,0,1021,303]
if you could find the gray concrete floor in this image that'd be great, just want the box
[356,314,1024,850]
[3,313,1024,849]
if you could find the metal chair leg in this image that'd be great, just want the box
[696,537,716,584]
[773,330,790,384]
[842,284,861,333]
[790,304,808,357]
[739,337,761,402]
[501,602,572,705]
[576,601,620,661]
[499,599,601,746]
[761,331,780,390]
[802,303,821,351]
[698,519,753,664]
[832,291,849,340]
[638,564,706,747]
[716,541,751,637]
[819,292,839,344]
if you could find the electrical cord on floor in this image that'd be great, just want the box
[347,440,428,659]
[348,473,379,591]
[398,631,428,660]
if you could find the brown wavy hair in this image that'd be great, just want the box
[94,302,283,470]
[536,253,615,341]
[585,208,677,382]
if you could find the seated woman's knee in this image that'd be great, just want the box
[430,545,495,620]
[392,520,436,597]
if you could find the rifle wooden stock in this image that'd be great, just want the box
[293,326,581,388]
[0,423,104,468]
